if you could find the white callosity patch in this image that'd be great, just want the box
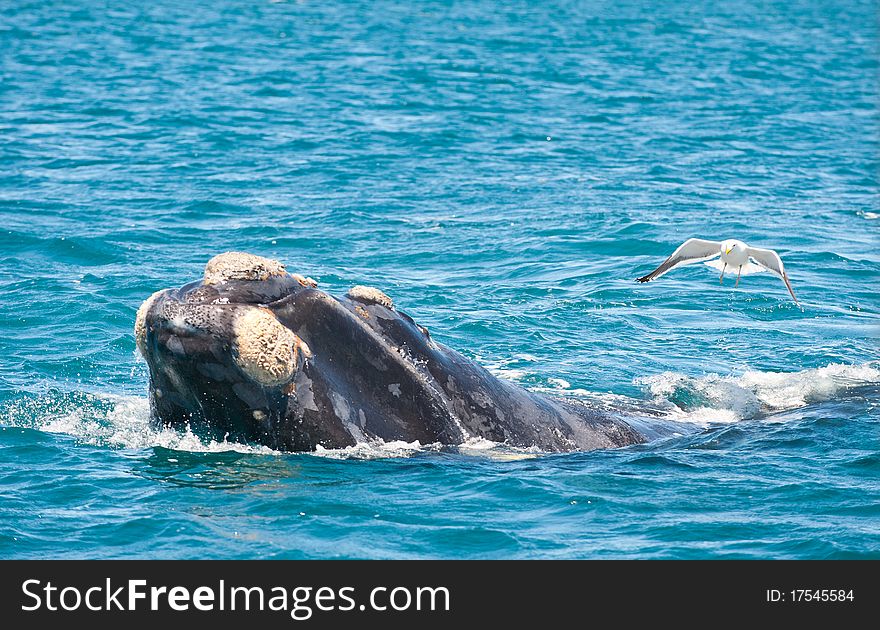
[232,307,310,387]
[134,289,167,356]
[348,285,394,308]
[291,273,318,288]
[636,362,880,425]
[203,252,287,285]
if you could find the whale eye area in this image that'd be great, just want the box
[159,301,229,334]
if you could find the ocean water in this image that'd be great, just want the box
[1,0,878,559]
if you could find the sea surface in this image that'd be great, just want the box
[1,0,878,559]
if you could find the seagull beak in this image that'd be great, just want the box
[725,247,732,255]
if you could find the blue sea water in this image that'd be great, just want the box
[1,0,878,559]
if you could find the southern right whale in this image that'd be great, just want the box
[135,252,646,453]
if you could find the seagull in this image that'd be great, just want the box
[636,238,798,304]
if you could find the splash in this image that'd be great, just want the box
[313,439,435,460]
[455,436,542,460]
[2,390,532,460]
[308,435,540,460]
[636,362,880,426]
[2,391,276,455]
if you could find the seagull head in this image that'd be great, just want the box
[721,239,745,256]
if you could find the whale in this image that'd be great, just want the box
[135,252,646,452]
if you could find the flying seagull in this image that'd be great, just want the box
[636,238,798,304]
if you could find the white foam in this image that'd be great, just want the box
[14,392,276,454]
[455,436,541,460]
[636,362,880,426]
[547,377,571,389]
[457,436,503,451]
[481,356,531,382]
[312,439,433,460]
[310,436,541,460]
[663,406,741,426]
[486,366,529,381]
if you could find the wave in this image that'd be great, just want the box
[3,362,876,457]
[634,362,880,426]
[1,391,275,455]
[1,391,540,460]
[312,437,539,460]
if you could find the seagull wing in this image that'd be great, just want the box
[746,246,798,304]
[636,238,721,283]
